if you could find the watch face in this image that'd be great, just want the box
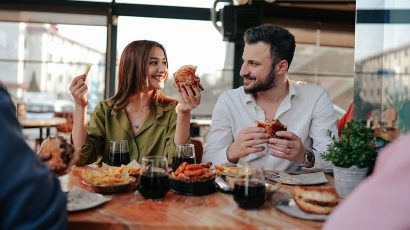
[304,149,315,167]
[307,151,314,162]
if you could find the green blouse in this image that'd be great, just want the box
[77,100,189,166]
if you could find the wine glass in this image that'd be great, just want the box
[233,161,266,209]
[138,156,169,200]
[172,144,196,171]
[107,140,130,166]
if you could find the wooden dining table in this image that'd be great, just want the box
[19,116,67,143]
[67,166,333,230]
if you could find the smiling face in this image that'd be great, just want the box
[240,42,276,94]
[147,46,168,90]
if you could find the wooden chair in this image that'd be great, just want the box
[191,137,203,163]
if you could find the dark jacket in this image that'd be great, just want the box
[0,85,67,230]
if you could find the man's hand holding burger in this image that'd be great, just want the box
[268,131,307,164]
[226,127,270,163]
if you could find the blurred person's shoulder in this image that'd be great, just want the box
[0,82,9,96]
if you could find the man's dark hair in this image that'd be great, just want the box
[244,24,296,67]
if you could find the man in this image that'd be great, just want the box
[0,83,67,229]
[203,24,337,171]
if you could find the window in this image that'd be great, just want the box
[0,19,107,113]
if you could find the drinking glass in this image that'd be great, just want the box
[233,161,266,209]
[138,156,169,199]
[107,140,130,166]
[172,144,196,171]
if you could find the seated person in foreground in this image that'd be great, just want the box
[70,40,201,165]
[203,24,337,171]
[0,83,67,229]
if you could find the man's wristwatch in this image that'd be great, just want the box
[301,148,315,168]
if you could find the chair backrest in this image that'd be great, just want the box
[54,112,73,133]
[191,137,203,163]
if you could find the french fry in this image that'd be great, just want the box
[83,64,91,79]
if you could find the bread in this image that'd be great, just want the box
[173,65,204,91]
[292,186,339,215]
[38,136,75,174]
[257,119,287,138]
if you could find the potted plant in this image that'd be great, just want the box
[321,120,378,198]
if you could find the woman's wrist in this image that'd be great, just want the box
[177,104,191,115]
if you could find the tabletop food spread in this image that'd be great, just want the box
[64,161,336,229]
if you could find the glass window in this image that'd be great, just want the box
[0,20,107,114]
[356,0,410,133]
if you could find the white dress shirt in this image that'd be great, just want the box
[203,80,338,171]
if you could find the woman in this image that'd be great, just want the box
[69,40,201,165]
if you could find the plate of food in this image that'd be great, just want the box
[82,166,137,194]
[215,165,249,177]
[266,171,328,185]
[276,186,339,221]
[169,162,215,196]
[67,186,111,212]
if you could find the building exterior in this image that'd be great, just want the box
[356,43,410,106]
[0,22,105,110]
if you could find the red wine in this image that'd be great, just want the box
[139,172,169,199]
[233,180,266,209]
[107,151,130,166]
[172,156,195,171]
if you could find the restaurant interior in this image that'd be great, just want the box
[1,0,409,229]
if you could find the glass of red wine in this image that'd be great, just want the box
[172,144,196,171]
[233,162,266,210]
[107,140,130,166]
[138,156,169,200]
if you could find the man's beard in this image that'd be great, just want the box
[243,68,276,94]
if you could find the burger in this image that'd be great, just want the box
[292,186,340,215]
[173,65,204,92]
[257,119,287,138]
[38,136,75,174]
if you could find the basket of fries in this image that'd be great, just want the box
[169,162,216,196]
[82,166,137,194]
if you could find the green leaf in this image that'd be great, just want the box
[321,120,378,168]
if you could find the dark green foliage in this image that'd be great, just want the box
[321,120,378,168]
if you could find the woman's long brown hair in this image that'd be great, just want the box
[110,40,177,117]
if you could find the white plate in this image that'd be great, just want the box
[267,172,328,185]
[276,198,328,221]
[67,187,111,212]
